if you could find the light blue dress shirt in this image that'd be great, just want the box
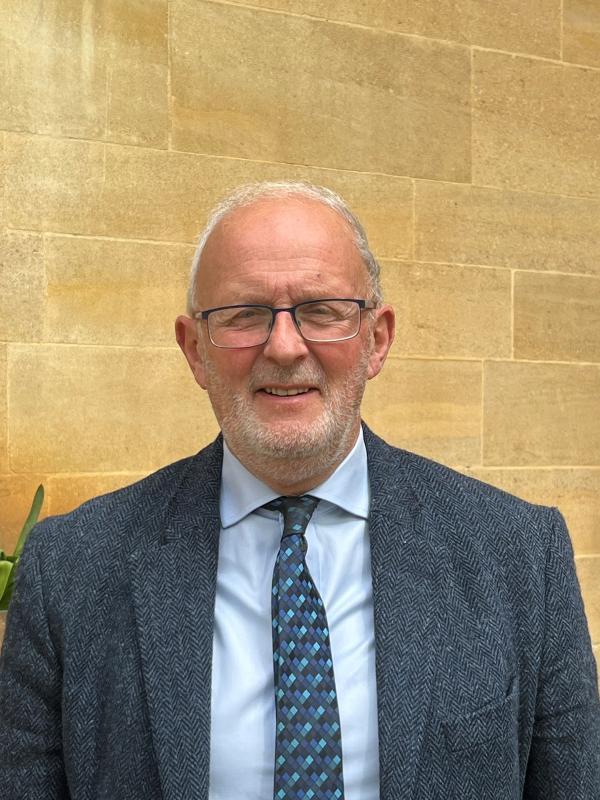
[209,430,380,800]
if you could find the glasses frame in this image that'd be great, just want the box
[194,298,376,349]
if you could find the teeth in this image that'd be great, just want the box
[264,387,311,396]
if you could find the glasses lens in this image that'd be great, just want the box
[296,300,360,341]
[208,306,272,347]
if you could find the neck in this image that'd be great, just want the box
[242,459,341,496]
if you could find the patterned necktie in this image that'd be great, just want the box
[266,495,345,800]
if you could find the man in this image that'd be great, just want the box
[1,181,598,799]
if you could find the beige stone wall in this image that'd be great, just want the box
[0,1,598,671]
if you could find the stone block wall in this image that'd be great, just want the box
[0,1,598,671]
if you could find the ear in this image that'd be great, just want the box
[175,315,208,389]
[367,304,395,380]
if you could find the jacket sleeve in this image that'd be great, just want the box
[0,523,70,798]
[523,507,600,798]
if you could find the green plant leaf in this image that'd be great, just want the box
[0,577,15,610]
[13,484,44,559]
[0,560,13,605]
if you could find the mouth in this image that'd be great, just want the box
[261,386,314,397]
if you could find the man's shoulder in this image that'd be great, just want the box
[27,437,222,560]
[363,425,552,541]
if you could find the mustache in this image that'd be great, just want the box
[248,363,326,392]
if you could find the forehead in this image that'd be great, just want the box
[197,196,368,301]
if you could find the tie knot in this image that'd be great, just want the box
[264,495,319,538]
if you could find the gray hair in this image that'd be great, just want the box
[186,180,382,314]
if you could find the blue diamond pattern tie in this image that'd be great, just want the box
[266,495,345,800]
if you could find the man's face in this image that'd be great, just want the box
[176,196,394,481]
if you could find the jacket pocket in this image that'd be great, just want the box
[443,680,518,752]
[441,682,520,799]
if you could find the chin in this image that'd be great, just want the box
[243,420,327,459]
[226,411,357,471]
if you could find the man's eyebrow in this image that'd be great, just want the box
[226,294,345,306]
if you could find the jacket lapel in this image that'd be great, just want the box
[364,425,445,800]
[127,438,223,800]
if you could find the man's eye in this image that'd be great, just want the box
[221,308,267,327]
[235,308,261,319]
[302,303,345,321]
[305,303,336,315]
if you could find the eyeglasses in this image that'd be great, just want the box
[194,299,375,349]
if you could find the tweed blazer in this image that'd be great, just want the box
[1,425,598,799]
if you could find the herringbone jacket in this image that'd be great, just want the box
[1,426,599,799]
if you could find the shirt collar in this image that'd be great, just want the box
[220,428,370,528]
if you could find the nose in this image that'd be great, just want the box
[261,309,309,365]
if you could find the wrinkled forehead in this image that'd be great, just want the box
[197,197,367,291]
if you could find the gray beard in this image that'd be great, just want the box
[203,356,369,488]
